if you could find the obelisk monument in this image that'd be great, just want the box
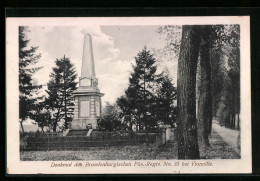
[71,34,104,130]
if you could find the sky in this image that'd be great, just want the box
[27,25,177,105]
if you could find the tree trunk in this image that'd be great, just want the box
[232,89,236,128]
[176,25,201,159]
[64,95,68,129]
[231,114,233,128]
[233,114,236,128]
[129,116,133,131]
[53,99,63,132]
[20,120,24,133]
[64,69,68,129]
[53,120,57,132]
[137,115,140,131]
[197,26,212,147]
[234,115,236,128]
[231,115,233,128]
[237,113,240,130]
[53,110,60,132]
[143,67,149,146]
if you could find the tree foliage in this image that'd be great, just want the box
[158,24,241,158]
[19,26,42,132]
[46,56,77,132]
[116,95,135,131]
[30,101,51,132]
[157,25,182,61]
[158,24,241,130]
[98,102,122,131]
[213,25,240,129]
[117,47,177,132]
[155,72,177,126]
[126,47,159,129]
[117,47,161,131]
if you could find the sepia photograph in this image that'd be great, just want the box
[6,17,251,174]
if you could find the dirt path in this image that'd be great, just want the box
[212,121,240,155]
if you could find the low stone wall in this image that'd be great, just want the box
[21,131,162,151]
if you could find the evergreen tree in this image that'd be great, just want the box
[117,47,165,146]
[155,72,177,126]
[46,56,77,131]
[124,47,159,130]
[19,26,42,132]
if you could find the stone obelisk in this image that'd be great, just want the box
[71,34,104,130]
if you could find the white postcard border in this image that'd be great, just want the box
[6,16,251,174]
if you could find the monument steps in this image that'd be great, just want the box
[67,129,88,136]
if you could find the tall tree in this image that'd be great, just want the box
[226,25,240,129]
[213,25,240,129]
[19,26,42,132]
[46,56,77,131]
[158,25,240,132]
[197,26,212,146]
[117,47,161,146]
[124,47,159,130]
[210,50,225,119]
[176,25,201,159]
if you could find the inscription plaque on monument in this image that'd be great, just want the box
[80,100,90,117]
[80,78,91,86]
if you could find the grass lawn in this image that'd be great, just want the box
[20,130,240,161]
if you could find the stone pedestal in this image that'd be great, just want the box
[72,87,104,130]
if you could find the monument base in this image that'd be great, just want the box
[71,118,98,129]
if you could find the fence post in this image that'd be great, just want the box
[166,125,171,142]
[161,127,166,145]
